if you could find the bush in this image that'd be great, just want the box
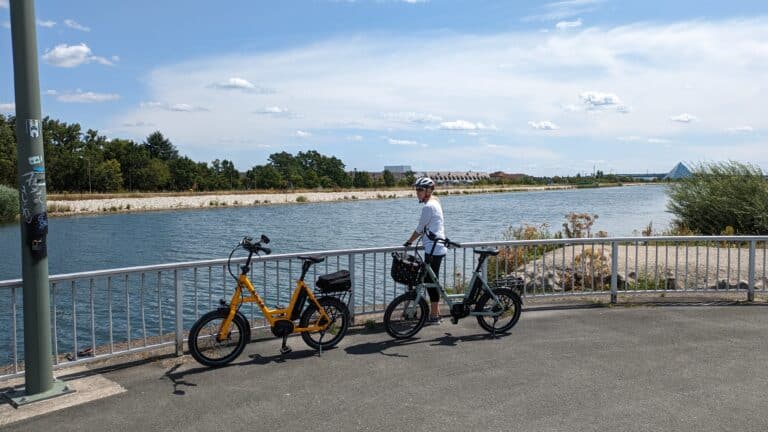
[0,185,18,223]
[666,161,768,235]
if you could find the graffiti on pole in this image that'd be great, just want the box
[20,166,48,259]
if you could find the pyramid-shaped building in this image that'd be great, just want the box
[663,162,692,180]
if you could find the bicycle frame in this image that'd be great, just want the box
[410,261,501,317]
[217,268,331,341]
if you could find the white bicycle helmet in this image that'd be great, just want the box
[413,177,435,188]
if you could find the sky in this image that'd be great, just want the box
[1,0,768,176]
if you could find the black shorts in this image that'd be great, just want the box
[425,254,444,302]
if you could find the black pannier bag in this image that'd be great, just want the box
[316,270,352,293]
[390,252,424,286]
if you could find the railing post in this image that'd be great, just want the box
[748,240,756,302]
[610,241,618,304]
[348,254,356,324]
[174,270,184,356]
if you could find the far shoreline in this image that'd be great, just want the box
[44,183,649,218]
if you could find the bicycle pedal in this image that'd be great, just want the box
[280,345,292,355]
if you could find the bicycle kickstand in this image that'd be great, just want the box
[317,334,325,357]
[280,336,292,355]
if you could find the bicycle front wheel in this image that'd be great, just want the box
[300,296,350,350]
[188,309,249,367]
[383,291,428,339]
[474,288,522,334]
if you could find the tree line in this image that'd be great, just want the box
[0,115,410,193]
[0,114,646,193]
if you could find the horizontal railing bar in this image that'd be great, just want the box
[2,235,767,288]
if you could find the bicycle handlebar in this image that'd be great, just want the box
[423,230,462,249]
[241,236,271,255]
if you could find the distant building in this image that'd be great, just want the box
[420,171,490,185]
[663,162,693,180]
[384,165,412,173]
[490,171,527,181]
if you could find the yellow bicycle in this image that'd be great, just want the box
[189,235,351,367]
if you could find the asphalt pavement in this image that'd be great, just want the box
[3,302,768,432]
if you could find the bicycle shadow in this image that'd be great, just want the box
[344,330,511,356]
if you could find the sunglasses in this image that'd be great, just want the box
[415,188,426,192]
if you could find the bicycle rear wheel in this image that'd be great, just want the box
[384,291,428,339]
[300,296,350,350]
[474,288,522,334]
[188,309,249,367]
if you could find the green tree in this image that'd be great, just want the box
[352,170,372,188]
[143,131,178,161]
[382,169,395,187]
[92,159,123,192]
[168,156,200,190]
[135,159,171,191]
[246,165,283,189]
[0,115,17,186]
[398,170,416,187]
[666,161,768,234]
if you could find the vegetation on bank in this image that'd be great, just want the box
[0,115,650,194]
[0,185,17,223]
[666,161,768,235]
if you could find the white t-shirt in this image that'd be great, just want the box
[416,197,447,256]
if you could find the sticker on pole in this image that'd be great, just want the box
[27,119,41,138]
[28,155,42,165]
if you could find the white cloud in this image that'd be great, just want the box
[141,101,208,112]
[295,130,311,138]
[37,19,56,28]
[388,138,419,146]
[210,77,273,93]
[439,120,488,130]
[528,120,560,130]
[42,43,113,67]
[0,0,7,8]
[0,102,14,112]
[254,106,298,118]
[122,121,155,127]
[579,91,622,108]
[51,90,120,103]
[525,0,603,21]
[617,136,641,142]
[670,113,698,123]
[64,19,90,32]
[726,126,753,133]
[170,103,203,112]
[556,18,582,30]
[347,135,363,141]
[647,137,671,143]
[382,111,442,124]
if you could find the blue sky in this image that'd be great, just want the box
[1,0,768,176]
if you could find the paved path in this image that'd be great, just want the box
[3,304,768,431]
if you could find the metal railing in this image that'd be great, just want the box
[1,235,766,381]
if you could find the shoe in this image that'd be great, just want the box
[427,315,442,325]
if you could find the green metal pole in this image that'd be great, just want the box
[5,0,72,406]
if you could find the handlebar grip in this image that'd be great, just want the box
[260,246,271,255]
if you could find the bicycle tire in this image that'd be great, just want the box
[474,288,522,334]
[300,296,350,350]
[383,291,429,339]
[188,309,249,367]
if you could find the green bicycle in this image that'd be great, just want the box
[384,231,522,339]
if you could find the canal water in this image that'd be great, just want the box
[0,185,673,280]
